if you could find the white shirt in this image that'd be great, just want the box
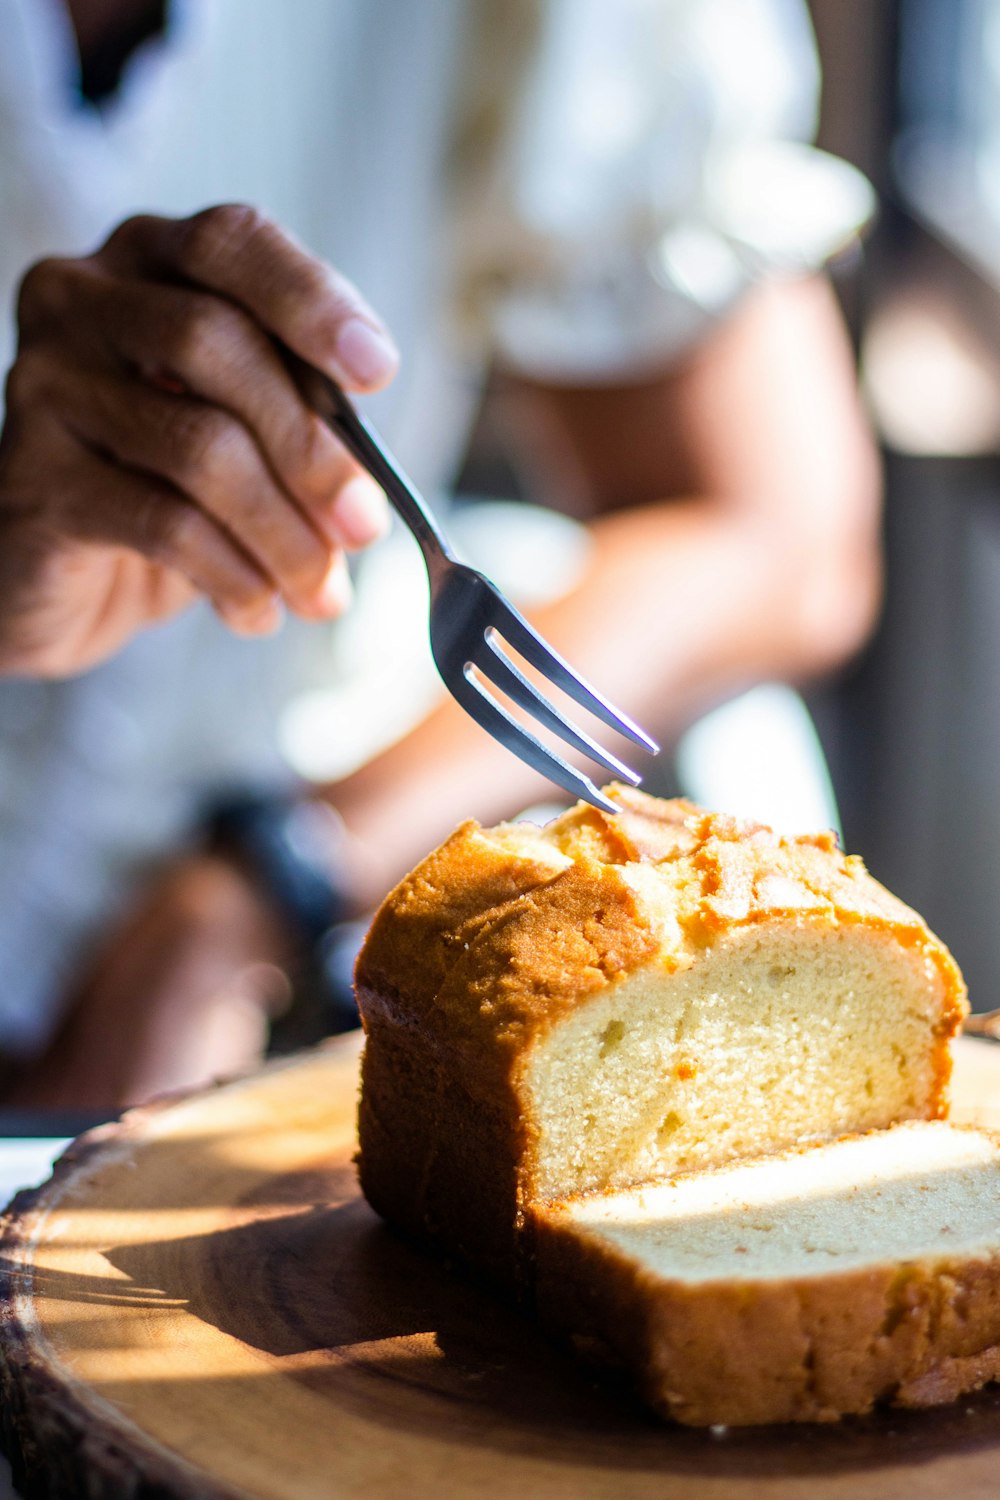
[0,0,868,1055]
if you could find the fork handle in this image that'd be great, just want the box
[284,353,456,573]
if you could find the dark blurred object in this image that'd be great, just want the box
[316,920,369,1030]
[66,0,168,105]
[0,1109,113,1136]
[202,792,362,1046]
[267,918,363,1053]
[894,0,1000,280]
[203,793,351,950]
[807,0,1000,1011]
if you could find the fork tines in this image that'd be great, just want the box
[449,587,658,815]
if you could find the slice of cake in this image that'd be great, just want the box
[533,1121,1000,1425]
[355,787,966,1283]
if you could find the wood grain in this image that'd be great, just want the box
[2,1034,1000,1500]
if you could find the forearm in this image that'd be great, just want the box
[320,277,882,907]
[320,495,869,909]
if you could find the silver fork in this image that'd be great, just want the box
[291,361,658,813]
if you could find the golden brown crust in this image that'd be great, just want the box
[357,819,568,1022]
[357,1007,527,1283]
[532,1199,1000,1426]
[357,786,967,1097]
[354,787,972,1412]
[356,818,665,1276]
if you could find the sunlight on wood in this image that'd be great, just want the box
[4,1035,1000,1498]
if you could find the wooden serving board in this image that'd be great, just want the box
[2,1035,1000,1500]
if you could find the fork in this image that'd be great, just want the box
[290,360,658,813]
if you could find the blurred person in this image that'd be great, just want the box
[0,0,881,1108]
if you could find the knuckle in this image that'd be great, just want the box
[103,213,160,255]
[283,414,345,499]
[176,407,248,490]
[163,295,225,370]
[137,492,201,564]
[179,203,268,274]
[3,349,51,411]
[17,256,110,348]
[16,257,72,324]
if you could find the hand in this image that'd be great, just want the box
[0,205,398,676]
[4,853,296,1111]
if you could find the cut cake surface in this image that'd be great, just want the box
[356,787,966,1280]
[354,787,977,1424]
[534,1120,1000,1425]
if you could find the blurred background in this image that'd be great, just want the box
[804,0,1000,1012]
[2,0,999,1116]
[455,0,1000,1008]
[2,7,998,1489]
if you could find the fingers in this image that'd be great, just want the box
[7,207,401,655]
[20,252,391,556]
[103,206,399,392]
[69,268,389,549]
[42,428,285,636]
[58,368,355,620]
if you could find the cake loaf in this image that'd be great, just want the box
[355,788,966,1286]
[533,1119,1000,1425]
